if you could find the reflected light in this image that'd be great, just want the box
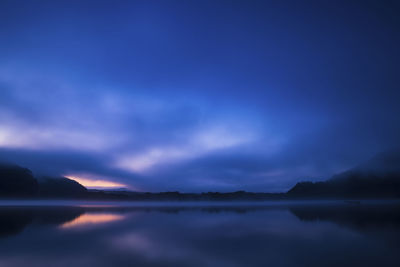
[65,176,126,189]
[60,213,125,229]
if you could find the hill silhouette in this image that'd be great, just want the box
[1,150,400,200]
[288,150,400,198]
[37,176,87,198]
[0,163,38,197]
[0,163,87,198]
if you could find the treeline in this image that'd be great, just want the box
[86,190,286,201]
[2,148,400,200]
[0,163,87,198]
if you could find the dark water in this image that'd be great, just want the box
[0,201,399,267]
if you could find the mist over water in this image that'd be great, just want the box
[0,201,399,267]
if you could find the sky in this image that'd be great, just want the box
[0,0,399,192]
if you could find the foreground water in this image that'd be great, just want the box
[0,201,399,267]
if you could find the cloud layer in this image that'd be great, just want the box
[0,0,399,192]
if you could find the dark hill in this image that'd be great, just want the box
[288,150,400,198]
[0,163,38,197]
[0,162,87,198]
[37,176,88,198]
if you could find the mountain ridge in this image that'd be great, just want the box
[1,150,400,199]
[288,150,400,198]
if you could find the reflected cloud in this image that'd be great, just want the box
[60,213,125,229]
[0,206,84,238]
[1,203,400,267]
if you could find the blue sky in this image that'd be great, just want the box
[0,0,399,192]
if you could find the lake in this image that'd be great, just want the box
[0,201,399,267]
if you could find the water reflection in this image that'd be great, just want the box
[0,207,84,237]
[0,202,399,267]
[290,203,400,231]
[60,213,125,229]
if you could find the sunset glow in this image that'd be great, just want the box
[65,176,127,189]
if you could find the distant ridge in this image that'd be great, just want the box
[0,162,86,198]
[37,176,87,198]
[352,148,400,174]
[288,149,400,198]
[1,150,400,200]
[0,163,38,197]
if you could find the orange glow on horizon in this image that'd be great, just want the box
[60,213,125,229]
[65,176,127,189]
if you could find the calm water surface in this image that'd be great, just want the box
[0,201,399,267]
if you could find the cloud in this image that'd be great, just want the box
[115,124,257,173]
[0,0,399,192]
